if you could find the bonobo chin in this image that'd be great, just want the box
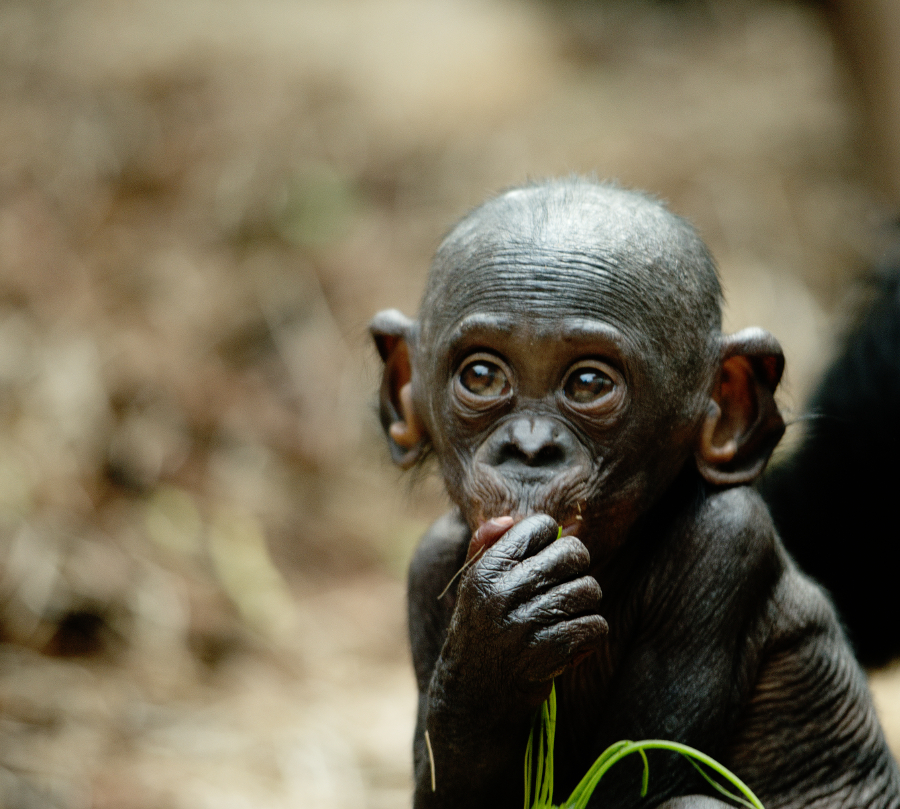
[371,178,900,809]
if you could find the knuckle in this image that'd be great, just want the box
[530,513,559,533]
[580,614,609,636]
[463,572,505,608]
[555,615,607,647]
[555,538,591,569]
[556,575,600,607]
[577,575,603,601]
[512,514,557,542]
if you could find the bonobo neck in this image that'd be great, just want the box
[592,466,706,581]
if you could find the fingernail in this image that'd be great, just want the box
[489,516,514,527]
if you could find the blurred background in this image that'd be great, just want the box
[1,0,900,806]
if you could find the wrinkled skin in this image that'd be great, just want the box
[371,179,900,809]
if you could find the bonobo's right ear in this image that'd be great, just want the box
[370,309,428,469]
[696,327,785,487]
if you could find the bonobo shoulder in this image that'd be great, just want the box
[641,485,783,627]
[695,485,775,539]
[658,486,782,589]
[697,488,849,644]
[406,510,470,695]
[407,510,469,601]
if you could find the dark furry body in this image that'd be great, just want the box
[372,179,900,808]
[409,482,899,808]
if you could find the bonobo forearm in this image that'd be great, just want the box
[412,654,539,808]
[413,707,527,808]
[409,515,604,805]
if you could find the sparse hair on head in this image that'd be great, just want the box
[419,177,723,383]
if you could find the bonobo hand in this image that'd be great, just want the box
[440,514,607,715]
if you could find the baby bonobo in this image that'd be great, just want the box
[371,179,900,809]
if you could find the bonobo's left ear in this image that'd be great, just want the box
[695,327,785,487]
[370,309,428,469]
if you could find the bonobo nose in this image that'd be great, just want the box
[482,416,576,471]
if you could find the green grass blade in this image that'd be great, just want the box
[524,720,534,809]
[639,748,649,797]
[525,683,559,808]
[562,741,632,808]
[540,685,557,806]
[522,671,764,809]
[635,742,764,809]
[560,740,764,809]
[683,755,759,809]
[535,709,546,802]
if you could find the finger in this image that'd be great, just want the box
[528,614,609,680]
[510,576,603,626]
[482,514,559,567]
[501,536,592,595]
[467,516,515,563]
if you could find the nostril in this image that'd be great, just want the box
[531,443,565,466]
[494,440,566,468]
[481,417,576,471]
[495,442,527,466]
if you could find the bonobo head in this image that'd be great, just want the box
[372,178,784,548]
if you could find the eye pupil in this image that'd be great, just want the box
[460,360,509,397]
[565,368,613,403]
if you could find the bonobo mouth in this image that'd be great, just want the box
[461,464,594,544]
[466,508,586,564]
[474,509,586,538]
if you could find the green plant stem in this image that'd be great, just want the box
[524,683,765,809]
[562,740,764,809]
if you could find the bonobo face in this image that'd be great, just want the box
[416,255,715,547]
[401,184,723,546]
[373,181,785,557]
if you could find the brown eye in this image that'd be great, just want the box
[564,365,615,404]
[459,359,510,398]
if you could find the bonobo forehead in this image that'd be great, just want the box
[418,179,722,376]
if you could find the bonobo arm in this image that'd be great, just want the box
[589,488,900,809]
[408,511,607,808]
[725,568,900,809]
[406,491,766,808]
[407,510,467,799]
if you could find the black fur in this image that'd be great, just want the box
[761,256,900,667]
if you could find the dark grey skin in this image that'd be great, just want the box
[371,179,900,809]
